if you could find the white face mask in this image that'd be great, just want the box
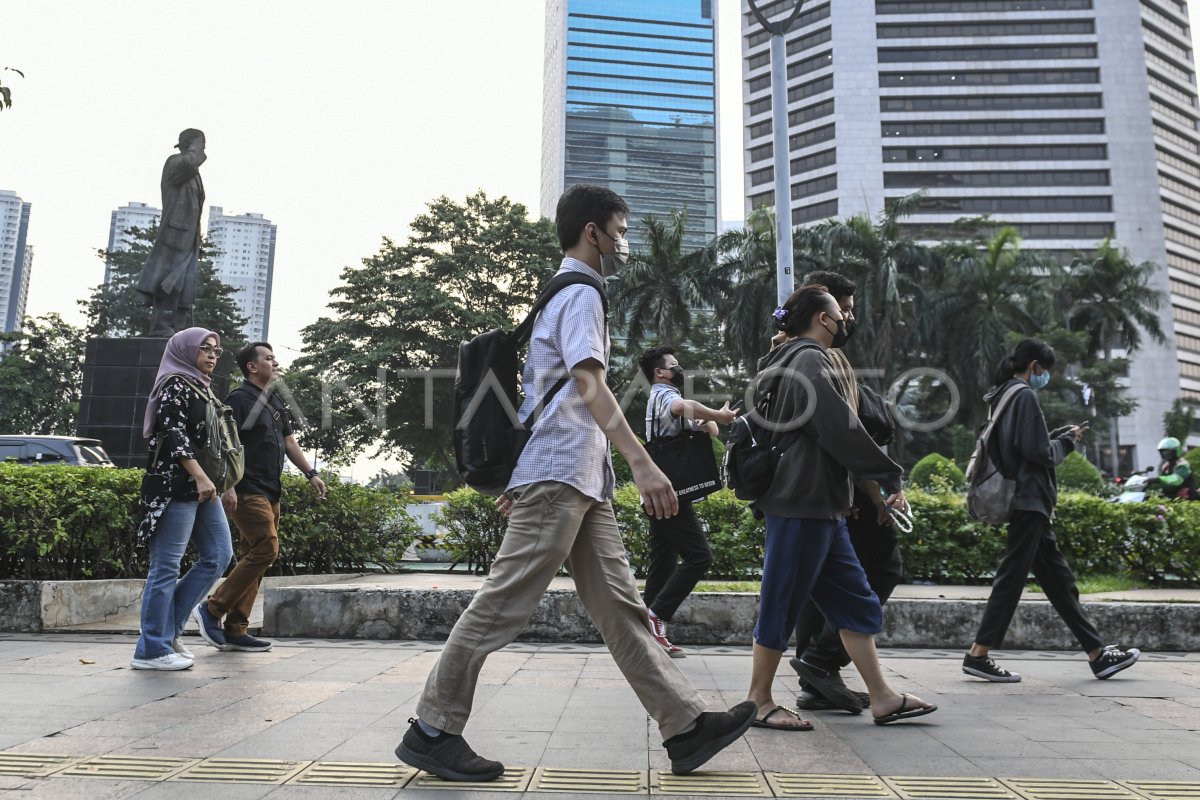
[595,228,629,277]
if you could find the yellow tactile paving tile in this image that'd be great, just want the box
[169,757,311,784]
[530,766,649,794]
[1000,777,1141,800]
[1119,780,1200,800]
[409,766,532,792]
[652,770,772,796]
[767,772,895,797]
[59,754,198,781]
[884,775,1019,800]
[0,752,82,777]
[290,760,417,787]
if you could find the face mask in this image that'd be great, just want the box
[1029,369,1050,391]
[595,228,629,277]
[822,315,850,349]
[667,365,685,389]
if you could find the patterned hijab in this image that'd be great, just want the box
[141,327,219,438]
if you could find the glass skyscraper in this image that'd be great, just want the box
[542,0,718,251]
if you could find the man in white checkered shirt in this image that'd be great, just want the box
[397,185,756,783]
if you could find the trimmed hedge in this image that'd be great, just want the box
[909,453,965,492]
[0,464,419,580]
[1056,451,1105,492]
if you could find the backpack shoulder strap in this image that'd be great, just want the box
[513,271,609,346]
[175,375,220,406]
[981,383,1026,441]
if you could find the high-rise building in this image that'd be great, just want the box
[206,206,276,342]
[0,190,32,334]
[542,0,719,251]
[742,0,1197,469]
[105,202,161,283]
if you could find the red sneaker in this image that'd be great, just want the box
[648,609,685,658]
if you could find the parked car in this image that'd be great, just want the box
[0,435,116,467]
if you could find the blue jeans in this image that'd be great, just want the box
[753,515,883,652]
[135,498,234,659]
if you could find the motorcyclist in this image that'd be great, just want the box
[1149,437,1197,500]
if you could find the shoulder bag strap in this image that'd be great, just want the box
[981,383,1026,443]
[513,272,609,347]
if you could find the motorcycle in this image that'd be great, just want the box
[1110,467,1156,503]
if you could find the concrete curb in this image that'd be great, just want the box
[261,586,1200,651]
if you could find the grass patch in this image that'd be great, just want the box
[635,581,761,593]
[1028,574,1148,595]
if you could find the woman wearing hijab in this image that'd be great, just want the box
[132,328,235,671]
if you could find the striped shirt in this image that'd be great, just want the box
[507,257,615,501]
[645,383,697,440]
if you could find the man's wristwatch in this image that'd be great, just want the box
[304,468,319,480]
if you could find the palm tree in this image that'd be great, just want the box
[925,226,1043,430]
[1057,239,1166,363]
[609,210,722,350]
[818,193,938,385]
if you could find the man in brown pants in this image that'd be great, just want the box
[191,342,326,652]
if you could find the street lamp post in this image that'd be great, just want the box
[748,0,806,307]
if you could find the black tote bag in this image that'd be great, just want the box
[643,392,722,502]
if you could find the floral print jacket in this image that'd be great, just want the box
[136,375,207,543]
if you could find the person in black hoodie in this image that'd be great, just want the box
[745,285,936,730]
[963,339,1141,682]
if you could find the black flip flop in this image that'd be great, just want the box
[751,705,814,731]
[873,694,937,725]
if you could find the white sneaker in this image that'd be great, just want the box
[131,653,193,671]
[171,637,194,659]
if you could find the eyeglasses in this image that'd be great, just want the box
[198,344,224,357]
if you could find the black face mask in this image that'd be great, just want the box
[822,316,850,349]
[667,365,685,389]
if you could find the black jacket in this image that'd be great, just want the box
[754,338,903,520]
[985,378,1075,518]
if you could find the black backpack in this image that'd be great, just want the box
[724,343,820,502]
[453,272,608,495]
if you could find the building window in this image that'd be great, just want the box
[878,19,1095,38]
[881,94,1102,113]
[788,51,833,80]
[794,199,838,224]
[792,173,837,200]
[895,195,1112,213]
[876,0,1092,11]
[789,99,834,127]
[879,44,1097,63]
[792,148,837,174]
[790,123,836,152]
[883,118,1104,137]
[902,221,1114,240]
[745,2,831,47]
[879,68,1099,88]
[789,75,834,104]
[884,144,1107,162]
[750,143,774,163]
[884,169,1110,188]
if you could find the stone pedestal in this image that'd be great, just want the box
[76,338,234,469]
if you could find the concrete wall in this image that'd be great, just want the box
[262,586,1200,652]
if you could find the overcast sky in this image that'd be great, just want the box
[4,1,1200,478]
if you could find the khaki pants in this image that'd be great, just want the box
[208,494,280,637]
[416,481,707,740]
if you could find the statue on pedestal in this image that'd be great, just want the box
[136,128,206,337]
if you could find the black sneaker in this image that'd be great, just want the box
[395,718,504,782]
[962,653,1022,682]
[1090,645,1140,679]
[225,634,273,652]
[790,658,864,714]
[191,603,227,650]
[663,701,756,775]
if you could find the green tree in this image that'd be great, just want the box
[79,225,249,350]
[291,191,561,481]
[610,210,722,349]
[1163,398,1196,444]
[0,314,86,434]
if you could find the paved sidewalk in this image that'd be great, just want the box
[0,633,1197,799]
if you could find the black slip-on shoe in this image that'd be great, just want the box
[790,658,864,714]
[663,701,756,775]
[395,718,504,782]
[797,688,870,711]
